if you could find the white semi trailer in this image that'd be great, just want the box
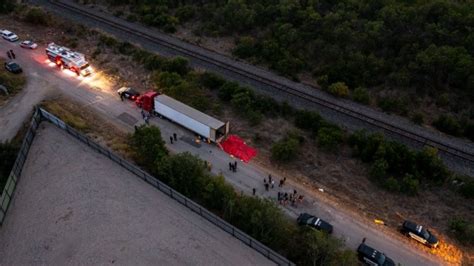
[136,92,229,143]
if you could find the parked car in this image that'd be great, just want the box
[1,30,19,42]
[297,213,333,234]
[401,220,439,248]
[4,62,22,74]
[20,40,38,49]
[357,242,395,266]
[117,87,140,100]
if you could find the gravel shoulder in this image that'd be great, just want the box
[0,123,273,265]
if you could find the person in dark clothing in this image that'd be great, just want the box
[170,136,173,144]
[268,174,272,184]
[283,177,287,184]
[234,161,237,170]
[6,51,11,59]
[264,183,269,191]
[10,50,15,59]
[252,188,256,196]
[173,133,177,141]
[279,179,283,187]
[120,93,124,101]
[229,162,232,171]
[232,163,236,172]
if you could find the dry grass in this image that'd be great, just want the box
[0,59,27,106]
[40,97,133,159]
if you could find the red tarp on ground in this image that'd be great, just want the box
[220,135,257,163]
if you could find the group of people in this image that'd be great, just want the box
[169,133,177,144]
[228,161,238,172]
[6,49,15,60]
[263,174,286,191]
[278,190,304,207]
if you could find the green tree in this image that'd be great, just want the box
[233,36,257,58]
[433,115,462,136]
[24,7,50,26]
[163,56,189,75]
[317,126,344,151]
[130,125,168,169]
[271,136,300,163]
[352,87,370,104]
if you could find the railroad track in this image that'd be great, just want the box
[49,0,474,164]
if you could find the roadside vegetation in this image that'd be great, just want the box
[0,59,27,105]
[13,12,469,261]
[95,34,472,199]
[131,125,358,265]
[97,0,474,142]
[449,218,474,246]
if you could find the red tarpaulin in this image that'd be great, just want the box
[220,135,257,163]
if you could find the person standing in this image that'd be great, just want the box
[144,115,149,124]
[173,133,177,141]
[229,162,232,171]
[6,51,11,60]
[234,161,238,171]
[264,183,269,191]
[10,50,15,59]
[271,180,275,189]
[279,179,283,187]
[268,174,272,184]
[252,188,256,196]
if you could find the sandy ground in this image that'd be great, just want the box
[0,123,273,265]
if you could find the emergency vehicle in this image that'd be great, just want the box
[46,43,92,76]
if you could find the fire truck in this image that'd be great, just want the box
[46,43,92,76]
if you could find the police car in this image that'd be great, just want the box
[297,213,333,234]
[357,242,395,266]
[401,220,439,248]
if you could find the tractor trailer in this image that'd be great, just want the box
[136,92,229,143]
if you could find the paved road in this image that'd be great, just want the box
[0,40,443,265]
[30,0,474,177]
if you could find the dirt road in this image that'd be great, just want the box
[0,40,445,265]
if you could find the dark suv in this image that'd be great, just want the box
[117,87,140,100]
[401,220,439,248]
[357,242,395,266]
[4,62,22,74]
[297,213,333,234]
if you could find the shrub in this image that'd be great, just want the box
[401,174,419,195]
[175,5,195,23]
[24,7,49,26]
[271,135,300,163]
[99,34,119,47]
[433,115,462,136]
[130,125,168,169]
[369,159,388,181]
[126,14,137,22]
[156,71,183,88]
[294,110,323,134]
[0,1,15,14]
[163,56,189,75]
[199,72,225,90]
[449,218,474,245]
[464,122,474,141]
[117,41,136,55]
[352,87,370,104]
[383,177,401,192]
[327,82,349,98]
[458,180,474,199]
[233,36,257,59]
[411,112,424,125]
[377,96,404,114]
[0,70,26,95]
[317,126,344,151]
[289,228,358,265]
[218,81,240,101]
